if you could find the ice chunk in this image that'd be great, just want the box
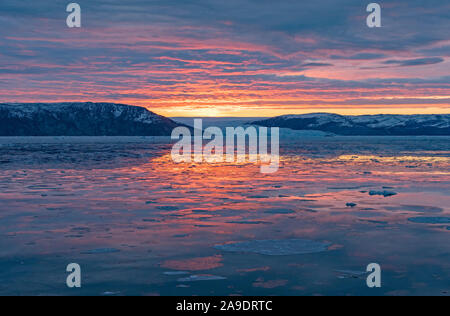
[408,217,450,224]
[177,275,227,282]
[369,190,397,197]
[214,239,330,256]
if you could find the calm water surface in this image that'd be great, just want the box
[0,136,449,296]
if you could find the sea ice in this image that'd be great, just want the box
[142,218,161,222]
[334,269,368,279]
[264,208,296,214]
[248,195,270,199]
[81,248,120,254]
[214,239,330,256]
[102,291,121,296]
[385,205,443,213]
[408,217,450,224]
[369,190,397,197]
[191,209,210,213]
[156,206,179,211]
[226,220,270,225]
[177,275,227,282]
[163,271,189,276]
[402,205,443,213]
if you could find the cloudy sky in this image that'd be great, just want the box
[0,0,449,116]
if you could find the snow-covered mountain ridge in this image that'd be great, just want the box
[253,113,450,136]
[0,102,182,136]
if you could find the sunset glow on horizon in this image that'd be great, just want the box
[0,1,449,117]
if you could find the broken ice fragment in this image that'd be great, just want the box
[369,190,397,197]
[214,239,330,256]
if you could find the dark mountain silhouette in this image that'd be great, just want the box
[0,102,183,136]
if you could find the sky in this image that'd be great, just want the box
[0,0,449,117]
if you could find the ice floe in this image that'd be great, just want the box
[408,217,450,224]
[248,195,270,199]
[163,271,189,276]
[142,218,161,222]
[156,206,179,211]
[177,275,227,282]
[264,208,296,214]
[369,190,397,197]
[214,239,330,256]
[385,205,443,213]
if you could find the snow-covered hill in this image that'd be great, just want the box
[253,113,450,136]
[0,102,182,136]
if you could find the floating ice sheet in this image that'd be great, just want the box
[386,205,443,213]
[264,208,296,214]
[369,190,398,197]
[214,239,330,256]
[156,206,179,211]
[163,271,189,276]
[408,217,450,224]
